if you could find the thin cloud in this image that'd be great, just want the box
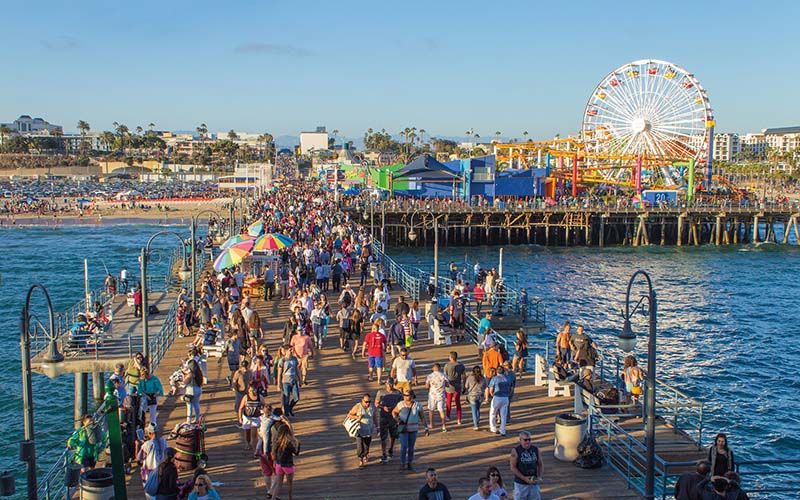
[234,43,311,57]
[41,36,80,51]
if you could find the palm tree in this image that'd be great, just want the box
[148,122,155,131]
[419,128,426,145]
[523,130,529,142]
[227,129,239,141]
[77,120,90,136]
[495,131,502,142]
[196,123,208,141]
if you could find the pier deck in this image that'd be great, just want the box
[126,280,699,499]
[31,291,177,375]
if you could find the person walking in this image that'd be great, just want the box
[464,365,487,430]
[443,351,465,425]
[425,363,449,433]
[362,322,387,383]
[347,393,379,467]
[392,389,429,471]
[418,467,452,500]
[391,347,417,394]
[510,431,543,500]
[183,359,204,424]
[468,477,501,500]
[264,265,275,301]
[482,343,503,378]
[277,345,300,416]
[290,329,314,386]
[138,423,167,498]
[487,366,511,436]
[230,359,251,418]
[375,378,402,464]
[239,384,264,452]
[269,423,300,500]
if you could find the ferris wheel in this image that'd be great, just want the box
[581,59,712,185]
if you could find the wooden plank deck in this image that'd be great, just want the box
[32,290,177,375]
[126,278,700,499]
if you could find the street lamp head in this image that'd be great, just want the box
[408,229,417,241]
[363,210,369,221]
[618,318,637,352]
[40,339,65,379]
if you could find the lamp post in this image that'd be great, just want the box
[140,232,190,363]
[617,270,657,499]
[20,284,65,500]
[190,209,223,310]
[408,211,438,296]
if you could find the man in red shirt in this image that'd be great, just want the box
[361,322,387,384]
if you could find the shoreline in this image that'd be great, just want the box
[1,198,230,226]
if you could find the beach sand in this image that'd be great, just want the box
[1,198,232,226]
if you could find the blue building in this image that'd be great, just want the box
[442,156,547,202]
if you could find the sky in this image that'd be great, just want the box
[2,0,798,140]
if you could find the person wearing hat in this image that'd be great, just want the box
[375,377,402,464]
[517,288,529,323]
[138,422,167,495]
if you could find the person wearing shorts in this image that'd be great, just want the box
[361,323,387,383]
[425,363,449,432]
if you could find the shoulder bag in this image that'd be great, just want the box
[343,405,362,438]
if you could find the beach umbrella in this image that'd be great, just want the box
[220,234,255,250]
[253,233,295,251]
[213,240,255,272]
[247,219,265,237]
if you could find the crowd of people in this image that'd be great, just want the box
[60,176,748,500]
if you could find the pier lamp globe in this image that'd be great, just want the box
[408,229,417,242]
[363,210,369,221]
[40,339,65,379]
[617,318,637,352]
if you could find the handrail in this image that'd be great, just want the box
[35,244,207,500]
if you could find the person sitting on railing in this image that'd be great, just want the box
[67,313,91,351]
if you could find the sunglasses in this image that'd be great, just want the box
[521,438,531,442]
[403,394,412,397]
[489,473,500,477]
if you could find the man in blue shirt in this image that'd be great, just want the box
[488,365,511,436]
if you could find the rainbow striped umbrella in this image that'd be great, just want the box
[213,240,254,271]
[253,233,295,251]
[247,220,265,237]
[220,234,255,250]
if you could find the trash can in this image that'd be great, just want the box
[80,467,114,500]
[554,412,586,461]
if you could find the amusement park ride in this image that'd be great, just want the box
[494,59,716,202]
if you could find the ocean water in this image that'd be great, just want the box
[0,223,797,492]
[390,243,800,462]
[0,223,190,483]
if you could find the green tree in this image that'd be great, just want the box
[523,130,529,142]
[227,129,239,141]
[0,135,29,153]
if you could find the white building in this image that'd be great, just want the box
[0,115,63,136]
[740,133,768,158]
[712,133,740,162]
[218,164,273,192]
[300,127,329,155]
[762,126,800,153]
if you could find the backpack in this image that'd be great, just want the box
[574,433,604,469]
